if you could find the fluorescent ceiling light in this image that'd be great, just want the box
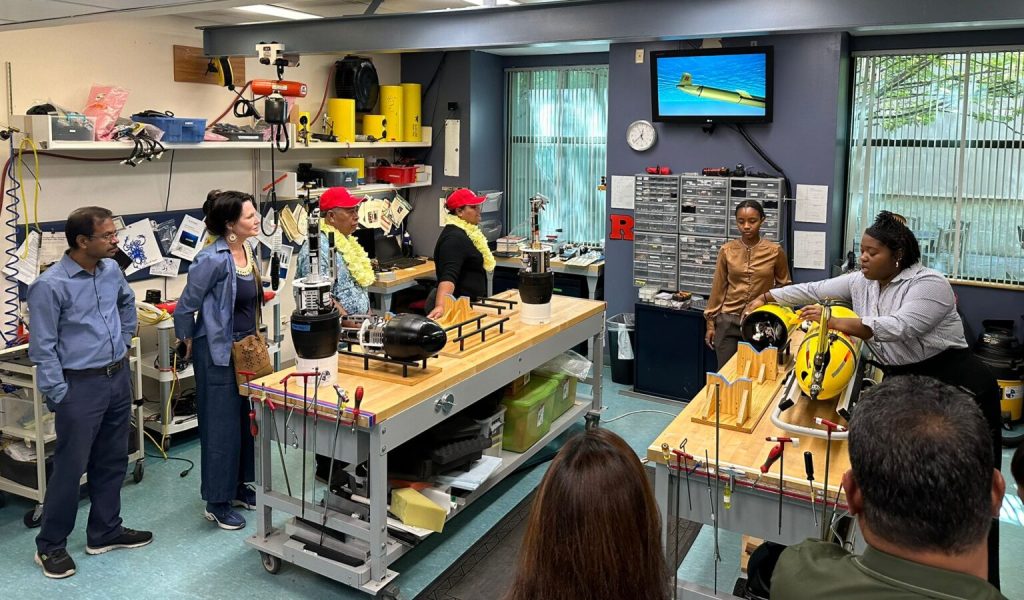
[234,4,323,20]
[464,0,521,6]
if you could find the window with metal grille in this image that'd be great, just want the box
[506,66,608,244]
[845,49,1024,287]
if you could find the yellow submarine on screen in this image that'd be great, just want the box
[676,73,765,108]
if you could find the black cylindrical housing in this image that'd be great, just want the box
[519,271,553,304]
[291,308,341,359]
[381,314,448,360]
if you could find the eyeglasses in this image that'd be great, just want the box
[90,232,118,242]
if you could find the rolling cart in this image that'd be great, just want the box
[0,339,145,526]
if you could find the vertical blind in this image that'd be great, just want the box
[845,50,1024,286]
[506,66,608,243]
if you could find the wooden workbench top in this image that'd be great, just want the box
[245,291,605,428]
[647,337,851,499]
[370,260,436,289]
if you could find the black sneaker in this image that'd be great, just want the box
[85,528,153,555]
[35,549,76,579]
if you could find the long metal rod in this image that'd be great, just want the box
[713,384,721,594]
[302,375,309,519]
[820,429,833,540]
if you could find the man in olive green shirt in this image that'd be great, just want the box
[772,376,1006,599]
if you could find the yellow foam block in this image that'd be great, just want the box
[391,488,446,533]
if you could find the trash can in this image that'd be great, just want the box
[607,313,636,385]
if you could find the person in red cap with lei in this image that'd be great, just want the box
[427,188,496,320]
[296,187,373,316]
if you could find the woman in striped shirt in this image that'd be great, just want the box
[745,210,1001,587]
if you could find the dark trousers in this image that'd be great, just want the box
[36,361,131,554]
[713,313,743,370]
[884,347,1002,589]
[193,335,255,504]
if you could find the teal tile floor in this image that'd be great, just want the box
[1,367,1021,598]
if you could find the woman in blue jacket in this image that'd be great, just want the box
[174,190,262,530]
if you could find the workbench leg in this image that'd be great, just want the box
[487,271,494,297]
[381,293,393,314]
[256,402,274,539]
[590,329,604,411]
[586,274,597,300]
[368,427,389,582]
[656,462,671,552]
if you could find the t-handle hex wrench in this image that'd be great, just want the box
[815,417,846,539]
[764,437,800,535]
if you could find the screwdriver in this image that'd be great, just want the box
[804,451,818,527]
[752,443,783,488]
[352,386,364,432]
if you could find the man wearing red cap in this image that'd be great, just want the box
[427,188,495,320]
[297,187,373,316]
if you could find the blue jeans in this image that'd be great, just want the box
[193,334,255,504]
[37,360,131,553]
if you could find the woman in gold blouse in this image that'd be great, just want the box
[704,200,791,368]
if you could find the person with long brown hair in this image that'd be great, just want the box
[504,428,669,600]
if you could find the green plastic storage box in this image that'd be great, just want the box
[533,371,578,420]
[501,376,558,452]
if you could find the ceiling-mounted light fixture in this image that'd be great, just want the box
[464,0,521,6]
[235,4,324,20]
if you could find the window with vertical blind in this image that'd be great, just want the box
[845,49,1024,287]
[506,66,608,243]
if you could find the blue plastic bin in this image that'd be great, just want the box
[131,114,207,143]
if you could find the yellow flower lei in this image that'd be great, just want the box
[321,220,375,288]
[445,214,495,272]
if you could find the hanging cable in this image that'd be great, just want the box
[1,153,21,345]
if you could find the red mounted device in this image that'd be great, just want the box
[251,79,308,98]
[645,165,671,175]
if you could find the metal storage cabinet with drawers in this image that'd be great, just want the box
[728,177,785,242]
[633,175,680,290]
[631,174,786,297]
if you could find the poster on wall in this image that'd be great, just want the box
[120,219,163,275]
[170,215,208,262]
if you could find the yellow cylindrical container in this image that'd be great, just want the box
[401,83,422,143]
[998,379,1023,421]
[740,304,799,351]
[794,305,862,401]
[327,98,356,142]
[337,157,366,184]
[380,85,404,142]
[362,115,387,140]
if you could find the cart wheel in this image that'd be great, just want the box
[260,552,281,574]
[162,437,171,452]
[380,584,402,600]
[24,506,43,528]
[133,461,145,483]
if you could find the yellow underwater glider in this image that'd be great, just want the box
[676,73,765,108]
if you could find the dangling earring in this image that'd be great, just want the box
[227,232,238,243]
[895,259,900,269]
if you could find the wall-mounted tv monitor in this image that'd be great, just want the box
[651,46,773,124]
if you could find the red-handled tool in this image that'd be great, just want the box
[239,371,259,437]
[765,436,799,534]
[352,386,364,432]
[814,417,847,432]
[754,443,783,488]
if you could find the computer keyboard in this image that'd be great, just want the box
[377,257,427,270]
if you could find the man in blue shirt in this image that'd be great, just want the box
[28,206,152,579]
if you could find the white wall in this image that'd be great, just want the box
[0,15,404,373]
